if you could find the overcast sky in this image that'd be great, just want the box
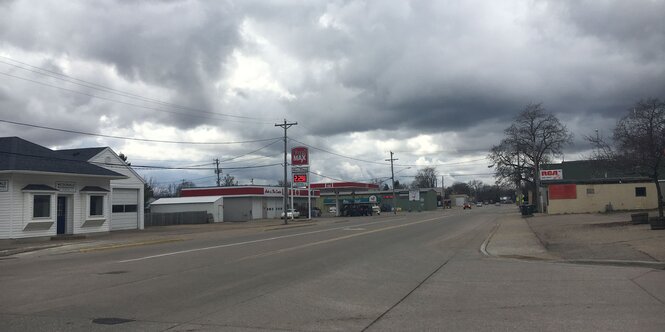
[1,0,664,189]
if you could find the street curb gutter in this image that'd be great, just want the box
[481,227,665,270]
[563,259,665,270]
[0,244,63,257]
[77,238,185,253]
[480,221,499,257]
[263,223,315,232]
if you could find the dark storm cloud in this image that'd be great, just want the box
[1,0,664,185]
[0,0,245,130]
[243,0,664,140]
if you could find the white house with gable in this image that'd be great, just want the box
[56,147,146,231]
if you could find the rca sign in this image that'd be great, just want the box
[291,146,309,166]
[540,169,563,180]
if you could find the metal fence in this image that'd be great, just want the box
[145,211,211,227]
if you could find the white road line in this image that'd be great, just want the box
[118,217,410,263]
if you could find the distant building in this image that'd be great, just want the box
[540,160,664,214]
[177,186,320,221]
[448,194,469,207]
[151,196,224,223]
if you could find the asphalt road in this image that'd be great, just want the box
[1,206,664,331]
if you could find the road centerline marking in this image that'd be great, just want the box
[117,217,414,263]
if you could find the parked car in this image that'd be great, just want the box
[463,203,472,209]
[328,206,337,214]
[476,202,483,207]
[281,209,300,219]
[372,205,381,215]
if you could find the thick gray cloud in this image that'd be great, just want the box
[0,0,663,187]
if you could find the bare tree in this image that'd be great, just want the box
[144,176,156,201]
[489,103,573,212]
[277,179,291,188]
[468,179,484,200]
[451,182,471,195]
[222,173,237,186]
[393,180,406,189]
[590,98,665,218]
[411,167,438,188]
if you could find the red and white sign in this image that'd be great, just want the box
[291,146,309,166]
[540,169,563,180]
[293,174,308,183]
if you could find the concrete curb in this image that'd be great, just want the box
[0,244,64,257]
[562,259,665,270]
[479,221,499,257]
[481,225,665,270]
[77,238,186,253]
[262,222,315,232]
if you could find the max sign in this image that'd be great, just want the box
[540,169,563,180]
[291,146,309,166]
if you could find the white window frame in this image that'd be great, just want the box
[84,193,108,220]
[32,193,53,220]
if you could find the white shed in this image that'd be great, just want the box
[150,196,224,223]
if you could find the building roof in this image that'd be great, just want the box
[181,186,319,197]
[55,147,107,161]
[310,182,380,192]
[22,184,58,191]
[0,137,126,178]
[80,186,110,192]
[541,160,662,184]
[151,196,224,205]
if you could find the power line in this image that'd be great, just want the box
[0,71,272,125]
[290,138,389,165]
[0,150,282,171]
[0,55,279,122]
[0,118,281,145]
[219,139,282,162]
[308,171,345,182]
[290,137,487,167]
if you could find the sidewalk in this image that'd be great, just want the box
[484,211,665,269]
[0,218,320,257]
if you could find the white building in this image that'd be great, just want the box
[0,137,130,239]
[150,196,224,223]
[170,186,320,222]
[56,147,145,231]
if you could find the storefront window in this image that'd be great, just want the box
[90,195,104,216]
[33,195,51,218]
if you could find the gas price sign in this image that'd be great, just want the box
[293,174,308,183]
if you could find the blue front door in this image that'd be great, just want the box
[57,196,66,234]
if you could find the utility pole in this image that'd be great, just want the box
[214,158,221,187]
[386,151,398,214]
[441,175,445,210]
[275,119,297,224]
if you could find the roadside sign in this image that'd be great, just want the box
[291,146,309,166]
[540,169,563,180]
[293,173,308,183]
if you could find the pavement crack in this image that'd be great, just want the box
[629,271,665,306]
[360,258,451,332]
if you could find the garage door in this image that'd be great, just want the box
[111,188,139,230]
